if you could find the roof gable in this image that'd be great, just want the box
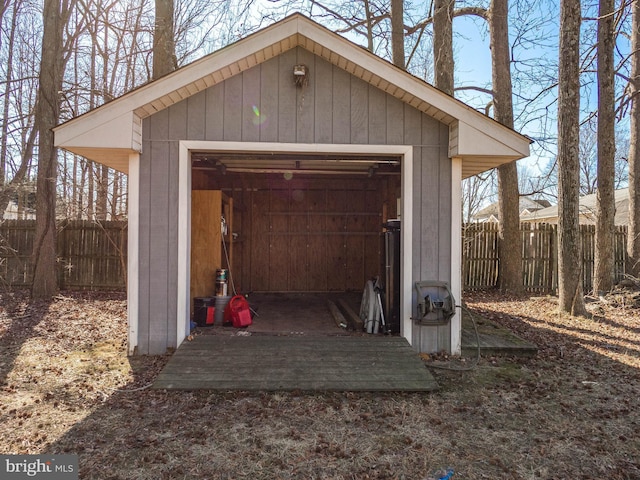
[55,13,530,175]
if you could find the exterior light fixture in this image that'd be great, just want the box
[293,64,308,87]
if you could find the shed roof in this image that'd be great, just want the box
[54,13,530,177]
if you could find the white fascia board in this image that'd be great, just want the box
[55,110,139,151]
[182,140,414,158]
[454,121,530,158]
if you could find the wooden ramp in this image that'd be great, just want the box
[461,315,538,358]
[153,335,438,392]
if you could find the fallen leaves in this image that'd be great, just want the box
[0,289,639,479]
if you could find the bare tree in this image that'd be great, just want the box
[0,0,20,212]
[32,0,73,298]
[153,0,177,79]
[629,0,640,277]
[488,0,523,293]
[0,0,41,220]
[593,0,616,294]
[433,0,454,95]
[0,0,10,44]
[391,0,404,69]
[557,0,588,316]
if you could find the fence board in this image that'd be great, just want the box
[463,223,500,289]
[0,220,127,290]
[463,222,628,293]
[0,220,629,293]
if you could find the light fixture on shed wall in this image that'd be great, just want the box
[293,64,308,87]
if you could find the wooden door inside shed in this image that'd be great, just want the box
[190,190,233,311]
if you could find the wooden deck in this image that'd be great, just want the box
[153,335,438,392]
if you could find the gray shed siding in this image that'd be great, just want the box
[137,47,452,355]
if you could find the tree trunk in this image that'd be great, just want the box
[391,0,404,69]
[490,0,523,293]
[32,0,68,298]
[96,165,108,220]
[628,0,640,277]
[87,162,94,219]
[593,0,616,294]
[153,0,177,79]
[0,0,10,48]
[0,1,22,218]
[557,0,588,316]
[433,0,454,95]
[111,172,120,220]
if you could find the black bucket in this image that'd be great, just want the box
[194,297,215,327]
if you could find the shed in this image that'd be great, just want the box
[54,14,530,356]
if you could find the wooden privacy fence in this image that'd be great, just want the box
[463,222,628,293]
[0,220,628,293]
[0,220,127,290]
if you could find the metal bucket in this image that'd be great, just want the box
[214,295,232,325]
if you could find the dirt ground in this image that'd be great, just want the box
[1,288,639,480]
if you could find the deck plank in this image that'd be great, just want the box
[153,335,438,391]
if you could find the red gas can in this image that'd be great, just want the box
[225,295,252,328]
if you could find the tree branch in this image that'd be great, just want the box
[454,85,495,97]
[406,6,488,35]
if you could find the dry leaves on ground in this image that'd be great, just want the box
[1,288,639,479]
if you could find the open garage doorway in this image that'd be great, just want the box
[180,142,412,340]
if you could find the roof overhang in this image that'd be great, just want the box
[54,13,530,177]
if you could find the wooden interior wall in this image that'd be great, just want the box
[190,190,222,308]
[192,171,400,293]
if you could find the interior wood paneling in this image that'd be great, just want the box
[193,173,397,293]
[250,189,271,291]
[269,189,290,291]
[307,188,329,291]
